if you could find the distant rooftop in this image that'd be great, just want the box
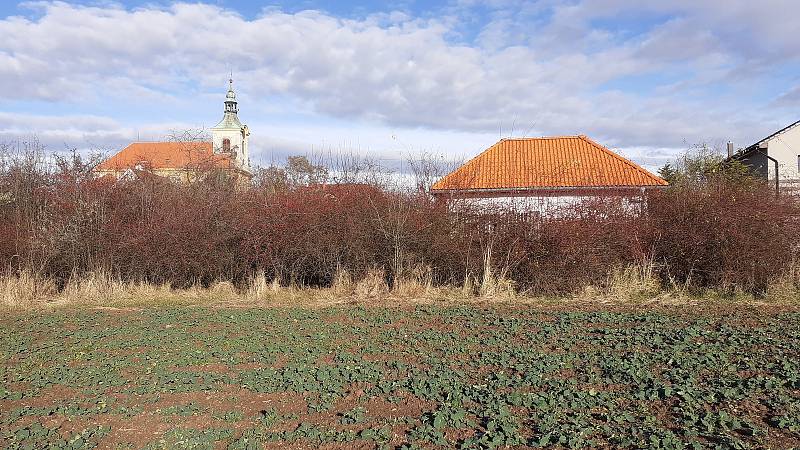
[95,141,233,171]
[431,135,667,192]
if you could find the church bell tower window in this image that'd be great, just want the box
[222,138,231,152]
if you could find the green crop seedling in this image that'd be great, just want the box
[1,306,798,448]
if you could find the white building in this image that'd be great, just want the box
[211,78,250,172]
[732,119,800,192]
[95,79,252,181]
[430,135,668,214]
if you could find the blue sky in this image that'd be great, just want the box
[1,0,798,170]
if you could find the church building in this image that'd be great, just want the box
[95,79,252,182]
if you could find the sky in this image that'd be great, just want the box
[1,0,799,171]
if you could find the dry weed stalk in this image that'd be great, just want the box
[0,270,56,308]
[478,242,515,299]
[353,268,389,298]
[330,268,354,295]
[604,257,660,301]
[245,271,270,301]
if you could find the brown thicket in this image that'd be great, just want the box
[1,141,798,297]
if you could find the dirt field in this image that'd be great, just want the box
[1,302,799,449]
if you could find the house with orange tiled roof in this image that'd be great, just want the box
[95,79,251,182]
[431,135,667,210]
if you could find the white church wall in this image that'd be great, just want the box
[212,128,244,159]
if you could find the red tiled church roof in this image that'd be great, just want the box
[431,136,667,192]
[95,142,233,172]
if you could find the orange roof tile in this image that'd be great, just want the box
[431,136,667,192]
[95,142,233,171]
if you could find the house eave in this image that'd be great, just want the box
[431,185,668,198]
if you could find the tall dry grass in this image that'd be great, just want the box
[2,264,799,310]
[765,251,800,303]
[0,271,212,309]
[603,257,661,301]
[0,270,56,308]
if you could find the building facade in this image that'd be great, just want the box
[431,135,668,213]
[211,79,250,173]
[95,80,252,181]
[731,119,800,193]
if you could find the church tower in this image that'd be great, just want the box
[211,79,250,171]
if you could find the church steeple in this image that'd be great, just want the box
[224,78,238,114]
[214,78,243,129]
[211,78,250,172]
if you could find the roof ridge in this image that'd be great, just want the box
[577,136,667,186]
[500,135,584,141]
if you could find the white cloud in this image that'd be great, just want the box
[0,0,797,168]
[0,111,203,155]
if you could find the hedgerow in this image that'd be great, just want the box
[1,144,797,296]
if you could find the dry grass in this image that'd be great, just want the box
[766,272,800,304]
[330,269,354,296]
[244,271,271,302]
[477,243,516,299]
[2,264,799,311]
[394,265,433,298]
[353,268,390,298]
[602,259,662,301]
[770,251,800,302]
[0,270,57,308]
[1,271,214,309]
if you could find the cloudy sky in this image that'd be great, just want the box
[1,0,798,171]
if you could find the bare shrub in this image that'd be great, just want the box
[2,141,799,303]
[646,180,799,295]
[490,197,649,295]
